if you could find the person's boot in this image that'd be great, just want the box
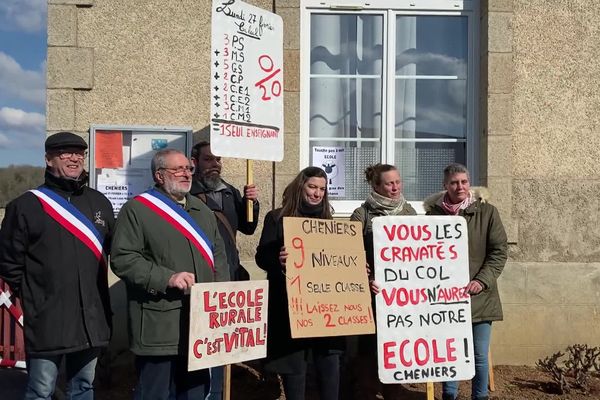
[442,395,455,400]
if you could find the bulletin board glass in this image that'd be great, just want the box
[89,125,193,215]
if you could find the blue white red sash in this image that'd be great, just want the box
[29,187,105,263]
[134,189,215,271]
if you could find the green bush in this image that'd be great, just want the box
[0,165,45,207]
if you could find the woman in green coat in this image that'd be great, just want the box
[424,163,508,400]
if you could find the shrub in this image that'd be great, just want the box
[537,344,600,394]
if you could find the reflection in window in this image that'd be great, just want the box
[304,10,474,203]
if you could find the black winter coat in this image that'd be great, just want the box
[255,208,344,374]
[0,171,114,356]
[190,179,259,280]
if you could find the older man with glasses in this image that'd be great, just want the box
[0,131,115,400]
[111,148,229,400]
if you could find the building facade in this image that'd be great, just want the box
[46,0,600,365]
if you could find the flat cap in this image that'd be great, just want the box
[45,132,88,151]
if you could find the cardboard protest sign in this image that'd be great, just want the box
[283,217,375,338]
[210,0,284,161]
[188,280,268,371]
[373,216,475,384]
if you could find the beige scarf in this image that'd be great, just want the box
[365,191,407,215]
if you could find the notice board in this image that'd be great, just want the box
[89,125,192,215]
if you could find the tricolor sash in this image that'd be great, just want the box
[29,187,106,263]
[134,189,215,271]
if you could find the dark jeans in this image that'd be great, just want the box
[205,366,224,400]
[25,347,100,400]
[134,355,210,400]
[281,352,340,400]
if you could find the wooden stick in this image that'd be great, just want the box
[246,159,253,223]
[426,381,434,400]
[224,364,232,400]
[488,349,495,392]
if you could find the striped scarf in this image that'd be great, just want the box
[439,191,475,215]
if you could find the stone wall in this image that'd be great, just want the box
[490,0,600,364]
[45,0,600,365]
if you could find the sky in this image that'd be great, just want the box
[0,0,47,167]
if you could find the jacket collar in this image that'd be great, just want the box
[153,186,203,211]
[44,168,88,195]
[190,177,231,196]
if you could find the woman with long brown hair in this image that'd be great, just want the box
[255,166,341,400]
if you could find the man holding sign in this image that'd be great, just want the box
[191,137,259,281]
[424,163,507,400]
[111,149,229,400]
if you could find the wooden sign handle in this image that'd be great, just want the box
[426,381,434,400]
[246,160,254,223]
[224,364,231,400]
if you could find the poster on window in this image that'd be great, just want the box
[373,216,475,384]
[312,147,346,197]
[210,0,284,161]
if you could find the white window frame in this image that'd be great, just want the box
[300,0,479,217]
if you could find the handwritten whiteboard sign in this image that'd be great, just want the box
[283,217,375,338]
[188,280,268,371]
[373,216,475,384]
[210,0,284,161]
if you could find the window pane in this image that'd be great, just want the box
[396,16,467,77]
[395,141,465,201]
[310,141,380,200]
[311,14,383,75]
[395,79,467,139]
[310,77,382,139]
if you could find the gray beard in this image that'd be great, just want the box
[163,179,191,200]
[201,175,223,190]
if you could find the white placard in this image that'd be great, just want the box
[188,280,269,371]
[312,147,346,197]
[373,216,475,384]
[210,0,284,161]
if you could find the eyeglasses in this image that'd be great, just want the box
[56,151,87,160]
[159,166,195,176]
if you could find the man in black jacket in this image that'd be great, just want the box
[0,132,114,400]
[190,140,259,281]
[190,139,259,400]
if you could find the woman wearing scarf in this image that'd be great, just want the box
[350,163,416,399]
[255,166,343,400]
[423,163,507,400]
